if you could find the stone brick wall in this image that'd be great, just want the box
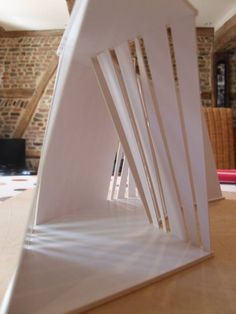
[0,99,28,137]
[197,28,214,107]
[0,30,62,170]
[23,74,56,170]
[0,33,61,89]
[130,27,214,107]
[0,27,214,171]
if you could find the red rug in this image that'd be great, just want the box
[217,169,236,184]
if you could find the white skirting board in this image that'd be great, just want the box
[5,199,211,314]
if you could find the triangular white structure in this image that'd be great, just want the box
[2,1,220,313]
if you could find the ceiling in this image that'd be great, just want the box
[189,0,236,29]
[0,0,69,31]
[0,0,236,31]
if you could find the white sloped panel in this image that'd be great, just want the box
[170,17,211,251]
[143,26,199,245]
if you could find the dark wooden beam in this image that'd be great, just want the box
[26,150,41,158]
[66,0,75,14]
[215,14,236,52]
[0,30,63,38]
[197,27,214,36]
[13,55,58,138]
[0,89,34,99]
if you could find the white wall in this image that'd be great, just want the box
[0,0,69,30]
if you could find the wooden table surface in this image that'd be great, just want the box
[0,191,236,314]
[82,198,236,314]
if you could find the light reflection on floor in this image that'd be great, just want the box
[9,199,210,314]
[0,175,37,202]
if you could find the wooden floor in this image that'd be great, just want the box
[0,191,236,314]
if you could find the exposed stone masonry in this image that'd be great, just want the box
[23,74,56,170]
[0,28,213,171]
[0,35,60,89]
[0,31,62,169]
[197,28,214,107]
[0,98,28,137]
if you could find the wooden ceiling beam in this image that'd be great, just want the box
[215,14,236,52]
[66,0,75,14]
[13,55,58,138]
[0,89,34,99]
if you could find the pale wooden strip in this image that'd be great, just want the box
[171,17,210,251]
[167,27,201,243]
[117,156,128,199]
[25,150,41,158]
[135,38,186,240]
[0,89,34,98]
[136,73,167,216]
[115,43,166,227]
[143,26,199,245]
[92,57,153,224]
[128,169,136,198]
[0,30,62,38]
[117,42,168,224]
[110,143,122,200]
[106,50,160,227]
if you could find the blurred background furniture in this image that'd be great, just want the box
[203,107,235,169]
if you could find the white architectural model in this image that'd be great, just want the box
[2,0,221,313]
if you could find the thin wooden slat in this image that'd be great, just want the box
[115,42,167,228]
[135,38,186,241]
[129,40,169,219]
[167,26,201,244]
[0,30,63,38]
[117,156,128,199]
[171,17,210,250]
[136,75,167,216]
[92,56,153,225]
[25,150,41,158]
[105,50,160,227]
[143,25,199,245]
[110,143,122,200]
[128,169,136,198]
[0,89,34,98]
